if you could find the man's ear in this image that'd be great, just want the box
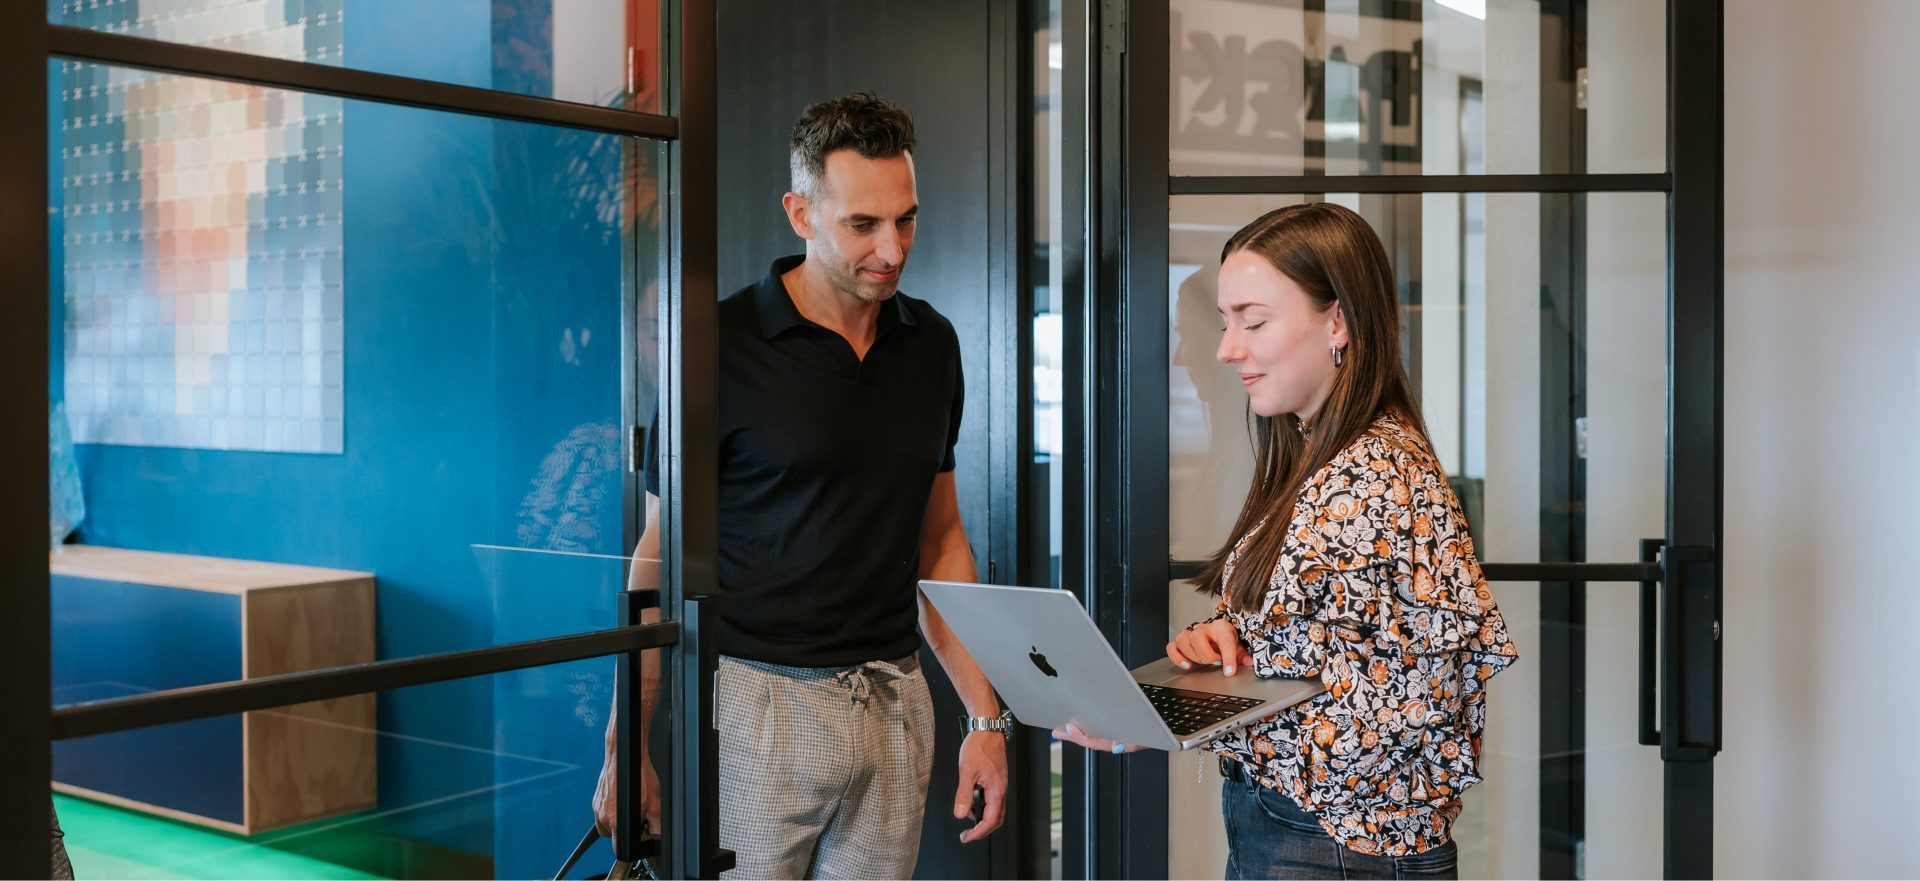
[781,191,814,240]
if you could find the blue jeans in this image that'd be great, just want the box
[1220,761,1458,880]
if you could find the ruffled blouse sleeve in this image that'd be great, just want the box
[1224,531,1335,680]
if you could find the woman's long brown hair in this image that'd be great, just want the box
[1194,203,1429,613]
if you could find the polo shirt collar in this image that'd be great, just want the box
[754,255,917,340]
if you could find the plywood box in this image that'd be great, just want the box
[51,545,377,835]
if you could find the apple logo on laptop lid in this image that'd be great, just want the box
[1029,646,1059,678]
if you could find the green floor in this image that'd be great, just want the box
[53,794,384,880]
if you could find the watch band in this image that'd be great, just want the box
[960,709,1015,740]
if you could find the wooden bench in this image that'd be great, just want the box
[51,545,377,834]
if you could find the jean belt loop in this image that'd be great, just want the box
[1218,756,1253,790]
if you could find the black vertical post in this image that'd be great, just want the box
[990,0,1035,595]
[661,0,725,876]
[1080,1,1118,874]
[1664,0,1723,877]
[1536,2,1588,875]
[1082,0,1171,877]
[0,4,52,876]
[1119,1,1169,876]
[1056,0,1093,874]
[990,1,1046,878]
[615,587,643,865]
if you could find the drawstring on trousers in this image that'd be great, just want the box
[833,660,919,707]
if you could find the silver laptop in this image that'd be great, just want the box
[920,580,1325,751]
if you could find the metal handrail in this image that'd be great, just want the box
[50,622,679,740]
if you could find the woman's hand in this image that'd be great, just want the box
[1051,721,1147,754]
[1169,618,1255,676]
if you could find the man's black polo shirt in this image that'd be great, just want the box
[647,255,964,667]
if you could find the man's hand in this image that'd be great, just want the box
[918,472,1008,844]
[592,740,661,839]
[952,730,1009,843]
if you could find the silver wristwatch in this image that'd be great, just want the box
[961,709,1015,741]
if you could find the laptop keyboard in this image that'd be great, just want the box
[1139,683,1268,737]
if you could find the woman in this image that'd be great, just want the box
[1057,203,1517,879]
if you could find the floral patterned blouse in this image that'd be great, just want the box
[1205,410,1518,857]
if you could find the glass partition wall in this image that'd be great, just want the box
[1166,190,1668,878]
[1046,0,1721,878]
[5,1,723,876]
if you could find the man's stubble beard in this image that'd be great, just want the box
[822,255,901,304]
[850,280,898,303]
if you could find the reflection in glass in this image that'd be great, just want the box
[1168,260,1255,563]
[58,60,347,453]
[1168,0,1667,176]
[1034,2,1069,877]
[51,64,657,661]
[49,59,662,877]
[50,0,664,113]
[1167,194,1303,565]
[51,660,643,879]
[1169,192,1665,566]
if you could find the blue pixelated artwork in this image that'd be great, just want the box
[59,0,347,453]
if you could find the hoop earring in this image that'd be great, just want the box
[1331,345,1344,367]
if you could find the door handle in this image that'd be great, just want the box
[1638,538,1663,746]
[1660,544,1722,762]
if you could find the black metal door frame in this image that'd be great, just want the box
[1065,0,1725,878]
[0,4,727,876]
[0,2,54,872]
[1058,1,1173,878]
[1660,1,1724,875]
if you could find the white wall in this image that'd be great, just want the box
[552,0,628,105]
[1719,2,1920,877]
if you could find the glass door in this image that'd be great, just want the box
[1166,188,1673,878]
[5,1,727,876]
[1050,0,1722,877]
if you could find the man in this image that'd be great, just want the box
[592,92,1009,879]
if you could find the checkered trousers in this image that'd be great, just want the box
[715,653,935,880]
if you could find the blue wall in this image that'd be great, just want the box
[47,62,64,403]
[54,2,632,872]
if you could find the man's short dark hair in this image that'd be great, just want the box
[789,91,915,199]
